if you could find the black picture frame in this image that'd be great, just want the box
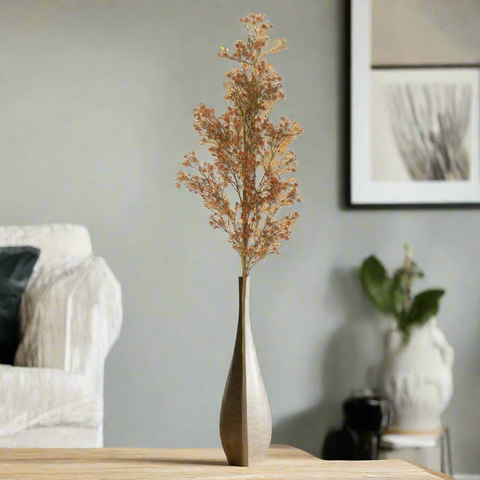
[346,0,480,210]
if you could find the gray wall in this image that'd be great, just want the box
[1,0,479,473]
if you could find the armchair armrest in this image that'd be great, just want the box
[15,257,122,376]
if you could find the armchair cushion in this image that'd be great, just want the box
[0,247,40,365]
[14,256,122,376]
[0,364,100,437]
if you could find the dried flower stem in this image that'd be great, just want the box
[175,13,304,276]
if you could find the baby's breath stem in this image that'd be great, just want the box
[175,13,303,277]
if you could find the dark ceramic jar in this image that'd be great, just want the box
[342,388,393,460]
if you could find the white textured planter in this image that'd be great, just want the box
[379,318,454,433]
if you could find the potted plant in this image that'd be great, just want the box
[175,13,304,466]
[360,246,454,433]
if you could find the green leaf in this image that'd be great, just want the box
[360,256,393,315]
[409,289,445,327]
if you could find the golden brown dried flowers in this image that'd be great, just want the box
[175,13,304,276]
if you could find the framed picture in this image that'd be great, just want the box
[348,0,480,208]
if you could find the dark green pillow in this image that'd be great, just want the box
[0,246,40,365]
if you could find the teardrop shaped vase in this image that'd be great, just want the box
[219,276,272,466]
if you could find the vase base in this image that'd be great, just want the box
[226,455,267,467]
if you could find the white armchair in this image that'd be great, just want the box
[0,224,122,447]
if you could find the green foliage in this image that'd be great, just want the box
[409,289,445,326]
[360,256,394,315]
[360,254,445,343]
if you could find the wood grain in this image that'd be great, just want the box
[408,461,454,480]
[0,444,451,479]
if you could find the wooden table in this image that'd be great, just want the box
[0,444,452,479]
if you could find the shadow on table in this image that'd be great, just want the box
[272,267,386,458]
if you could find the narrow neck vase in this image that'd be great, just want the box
[219,276,272,466]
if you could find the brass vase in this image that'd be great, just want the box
[219,276,272,466]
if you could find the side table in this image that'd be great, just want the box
[380,428,453,476]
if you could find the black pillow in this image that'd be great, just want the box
[0,246,40,365]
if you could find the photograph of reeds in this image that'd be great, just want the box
[371,69,479,183]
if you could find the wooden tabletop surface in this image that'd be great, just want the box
[0,444,452,479]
